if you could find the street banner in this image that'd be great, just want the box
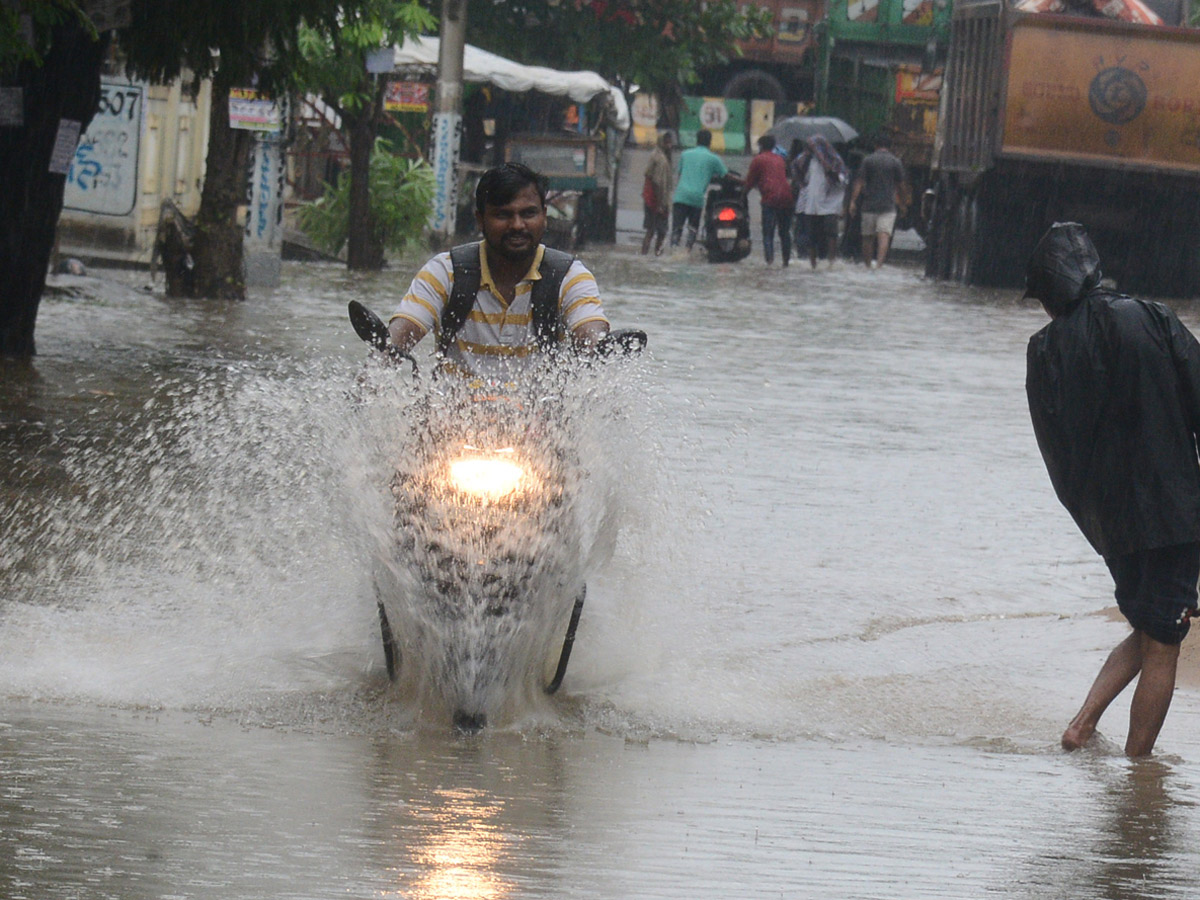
[429,111,462,237]
[229,88,283,133]
[384,81,429,113]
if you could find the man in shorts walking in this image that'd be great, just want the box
[847,136,906,269]
[1025,222,1200,757]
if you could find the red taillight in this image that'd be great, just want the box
[716,207,738,222]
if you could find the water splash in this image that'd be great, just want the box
[0,340,670,729]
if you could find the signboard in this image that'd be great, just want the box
[429,111,462,237]
[229,88,283,133]
[901,0,934,25]
[64,83,143,216]
[846,0,880,22]
[631,92,661,147]
[680,97,747,153]
[895,67,941,104]
[1002,18,1200,172]
[365,47,394,74]
[384,81,429,113]
[778,5,810,42]
[0,87,22,127]
[49,120,82,175]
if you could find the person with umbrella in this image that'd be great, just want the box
[790,135,850,270]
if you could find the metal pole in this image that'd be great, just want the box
[430,0,466,244]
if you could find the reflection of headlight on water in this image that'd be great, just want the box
[448,454,525,501]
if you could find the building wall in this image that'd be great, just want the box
[57,77,212,266]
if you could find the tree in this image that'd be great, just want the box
[296,0,435,270]
[1,2,107,357]
[463,0,772,103]
[119,0,351,299]
[297,138,434,259]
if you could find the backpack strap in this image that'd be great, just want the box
[438,242,483,355]
[531,246,576,351]
[440,242,576,355]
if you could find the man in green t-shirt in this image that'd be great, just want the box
[669,129,728,251]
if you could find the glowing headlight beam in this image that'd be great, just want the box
[448,457,525,501]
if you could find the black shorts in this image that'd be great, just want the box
[1105,542,1200,645]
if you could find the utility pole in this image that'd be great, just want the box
[430,0,466,244]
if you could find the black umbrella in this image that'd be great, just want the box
[767,116,858,148]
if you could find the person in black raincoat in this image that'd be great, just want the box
[1026,222,1200,757]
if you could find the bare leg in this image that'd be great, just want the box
[1062,631,1143,750]
[875,231,892,266]
[826,234,838,266]
[1125,633,1180,757]
[861,234,876,267]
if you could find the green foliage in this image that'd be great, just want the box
[1191,0,1200,26]
[0,0,92,69]
[297,140,434,257]
[464,0,774,96]
[120,0,350,91]
[296,0,435,121]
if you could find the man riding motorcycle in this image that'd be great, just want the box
[387,162,609,378]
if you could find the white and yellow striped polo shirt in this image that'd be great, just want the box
[389,243,607,380]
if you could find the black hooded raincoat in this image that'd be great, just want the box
[1027,288,1200,559]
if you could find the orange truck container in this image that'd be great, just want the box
[925,1,1200,296]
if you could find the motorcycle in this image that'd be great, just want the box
[347,301,646,730]
[702,171,752,264]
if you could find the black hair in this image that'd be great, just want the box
[758,134,776,152]
[696,128,713,148]
[475,162,547,215]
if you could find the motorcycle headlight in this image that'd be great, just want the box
[448,453,525,502]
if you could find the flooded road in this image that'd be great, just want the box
[3,249,1200,898]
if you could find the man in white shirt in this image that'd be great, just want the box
[388,163,609,380]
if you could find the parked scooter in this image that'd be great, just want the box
[701,171,752,263]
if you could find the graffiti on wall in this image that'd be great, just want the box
[64,83,143,217]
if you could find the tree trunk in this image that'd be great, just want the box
[346,85,385,271]
[0,24,108,358]
[189,70,254,299]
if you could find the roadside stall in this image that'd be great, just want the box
[386,36,631,248]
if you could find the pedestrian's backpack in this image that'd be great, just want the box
[438,241,576,355]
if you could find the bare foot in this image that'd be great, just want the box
[1061,718,1096,751]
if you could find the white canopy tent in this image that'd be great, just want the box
[387,35,631,132]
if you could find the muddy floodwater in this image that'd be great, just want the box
[4,249,1200,898]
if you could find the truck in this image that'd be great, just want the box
[924,2,1200,297]
[701,0,823,105]
[815,0,952,232]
